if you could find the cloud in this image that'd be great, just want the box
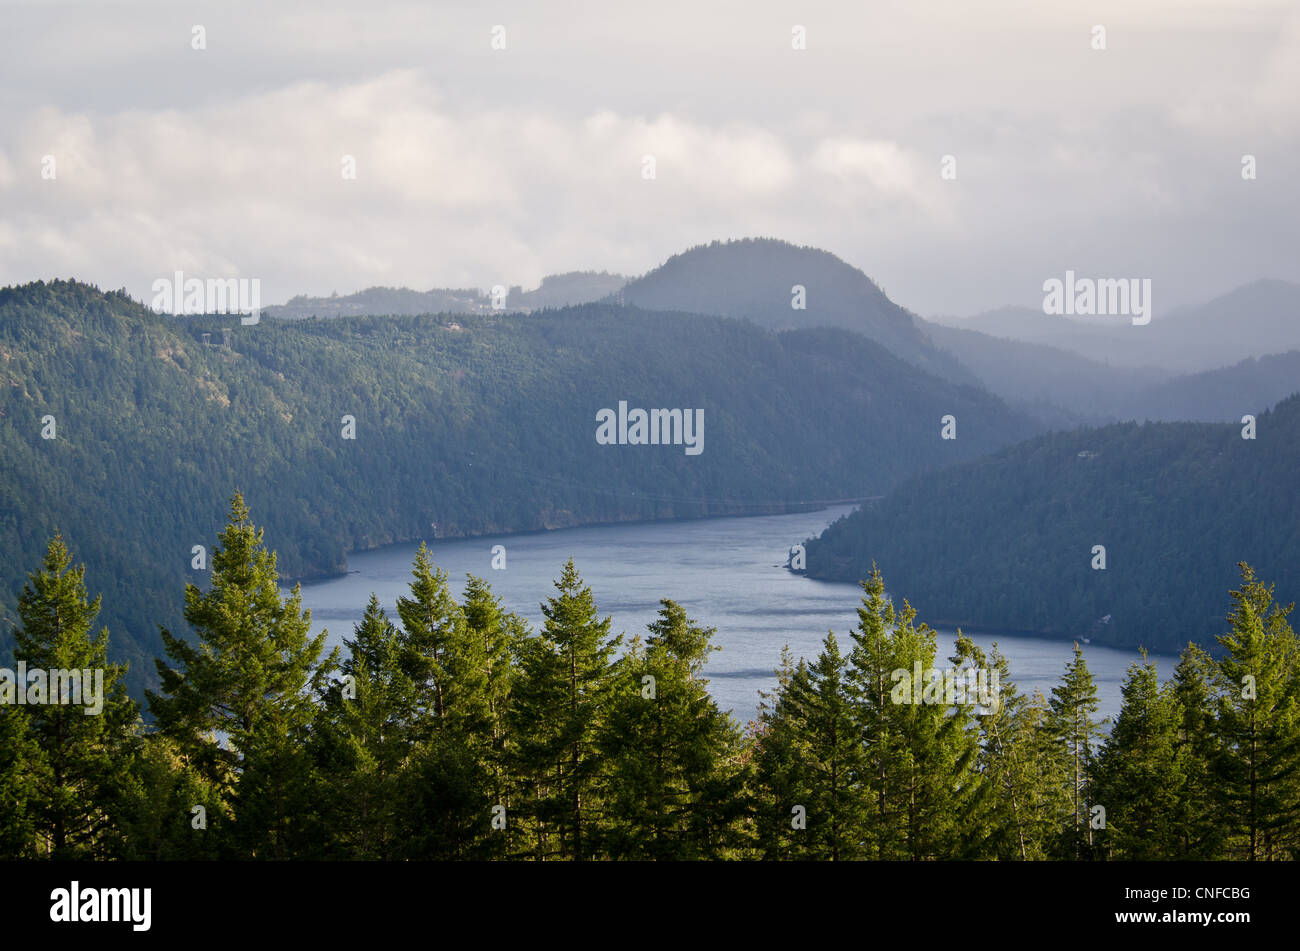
[0,0,1296,314]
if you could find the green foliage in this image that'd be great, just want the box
[1091,653,1187,859]
[10,535,138,858]
[1211,563,1300,859]
[5,500,1300,861]
[599,602,749,859]
[1044,643,1106,858]
[806,395,1300,653]
[146,493,337,857]
[0,279,1035,696]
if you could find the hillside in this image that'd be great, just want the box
[0,280,1036,693]
[619,238,975,382]
[802,394,1300,652]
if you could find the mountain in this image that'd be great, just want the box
[0,280,1037,694]
[919,319,1163,425]
[922,321,1300,424]
[934,279,1300,373]
[264,270,627,319]
[618,238,977,383]
[1129,351,1300,422]
[802,393,1300,653]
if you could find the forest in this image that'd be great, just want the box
[0,279,1034,695]
[3,494,1296,861]
[804,393,1300,653]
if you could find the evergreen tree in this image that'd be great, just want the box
[460,575,523,818]
[750,645,803,859]
[1170,643,1225,858]
[311,594,414,859]
[1090,652,1185,859]
[115,734,226,860]
[508,559,619,860]
[392,554,507,859]
[1045,642,1105,858]
[1211,563,1300,860]
[147,494,336,858]
[951,636,1052,859]
[599,601,748,859]
[845,566,983,860]
[11,535,137,859]
[0,707,39,858]
[395,543,473,734]
[756,631,866,860]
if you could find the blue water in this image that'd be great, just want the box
[295,505,1175,727]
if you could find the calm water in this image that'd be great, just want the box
[295,505,1174,728]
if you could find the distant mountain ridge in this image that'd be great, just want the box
[932,279,1300,373]
[264,270,627,319]
[922,319,1300,425]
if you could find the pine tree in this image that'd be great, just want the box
[115,734,226,860]
[1045,642,1105,858]
[751,645,803,859]
[845,566,983,859]
[11,535,137,858]
[756,631,866,860]
[311,594,414,859]
[599,600,748,859]
[392,553,510,858]
[147,494,336,858]
[0,707,39,858]
[395,543,472,734]
[508,559,619,860]
[1090,652,1185,858]
[1170,643,1225,858]
[1211,563,1300,860]
[951,636,1050,859]
[460,575,523,816]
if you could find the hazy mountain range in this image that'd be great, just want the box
[3,237,1297,683]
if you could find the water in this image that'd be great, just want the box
[295,505,1175,728]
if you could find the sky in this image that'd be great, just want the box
[1,0,1297,315]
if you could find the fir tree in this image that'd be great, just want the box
[1170,643,1224,858]
[1090,652,1185,858]
[1211,563,1300,860]
[311,594,414,859]
[147,494,336,858]
[395,543,471,734]
[508,559,619,860]
[845,566,983,860]
[0,707,39,858]
[951,636,1047,859]
[1045,642,1106,858]
[599,601,748,859]
[11,535,137,859]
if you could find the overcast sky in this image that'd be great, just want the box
[1,0,1297,315]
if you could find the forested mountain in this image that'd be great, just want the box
[934,279,1300,372]
[1130,351,1300,422]
[619,238,975,382]
[923,320,1300,425]
[802,393,1300,653]
[0,279,1036,693]
[264,271,627,319]
[919,320,1161,425]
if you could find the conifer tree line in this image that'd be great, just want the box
[2,494,1297,860]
